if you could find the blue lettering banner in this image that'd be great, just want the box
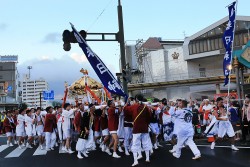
[223,1,236,86]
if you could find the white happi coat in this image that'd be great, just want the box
[175,108,194,137]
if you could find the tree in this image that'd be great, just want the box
[52,101,62,107]
[19,103,28,110]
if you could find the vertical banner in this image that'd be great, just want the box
[223,1,236,86]
[70,23,127,98]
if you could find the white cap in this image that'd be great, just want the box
[84,106,89,111]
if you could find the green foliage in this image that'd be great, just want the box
[19,103,28,110]
[51,101,62,107]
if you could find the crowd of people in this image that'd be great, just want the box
[0,93,249,166]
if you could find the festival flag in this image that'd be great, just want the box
[70,23,127,98]
[223,1,236,86]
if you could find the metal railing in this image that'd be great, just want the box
[142,69,224,83]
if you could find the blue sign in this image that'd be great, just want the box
[43,90,54,100]
[7,86,12,91]
[70,23,127,98]
[0,56,18,62]
[223,1,236,86]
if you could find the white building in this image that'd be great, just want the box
[21,79,49,109]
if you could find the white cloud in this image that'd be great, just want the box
[40,55,52,61]
[17,55,95,97]
[70,53,87,64]
[42,33,61,43]
[17,53,121,100]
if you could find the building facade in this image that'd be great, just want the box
[127,16,250,101]
[0,55,18,111]
[20,79,49,109]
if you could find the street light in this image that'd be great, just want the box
[27,66,32,80]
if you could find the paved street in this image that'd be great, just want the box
[0,137,249,167]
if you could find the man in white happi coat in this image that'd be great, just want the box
[34,107,46,150]
[210,97,239,151]
[172,99,201,160]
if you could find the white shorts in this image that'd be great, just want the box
[150,123,160,135]
[25,127,33,137]
[124,127,133,148]
[94,131,101,137]
[76,138,87,152]
[102,129,109,136]
[63,129,72,139]
[218,121,235,138]
[16,131,26,137]
[110,131,117,134]
[36,125,45,136]
[6,132,14,137]
[131,133,152,153]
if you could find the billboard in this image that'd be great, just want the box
[0,55,18,62]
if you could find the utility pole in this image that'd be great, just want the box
[39,92,42,108]
[117,0,128,95]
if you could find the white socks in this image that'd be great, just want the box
[145,150,150,161]
[133,152,138,164]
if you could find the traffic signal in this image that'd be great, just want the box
[62,29,87,51]
[122,69,132,83]
[62,30,71,43]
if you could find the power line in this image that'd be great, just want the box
[87,0,115,32]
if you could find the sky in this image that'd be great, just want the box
[0,0,249,100]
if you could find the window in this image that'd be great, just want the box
[210,39,215,51]
[0,75,2,79]
[0,66,2,70]
[199,68,206,77]
[192,43,196,54]
[235,34,240,46]
[243,33,248,44]
[189,44,193,55]
[199,41,204,52]
[196,42,200,53]
[214,38,219,50]
[219,38,223,49]
[207,39,211,51]
[203,40,208,52]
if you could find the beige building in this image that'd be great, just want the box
[127,16,250,101]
